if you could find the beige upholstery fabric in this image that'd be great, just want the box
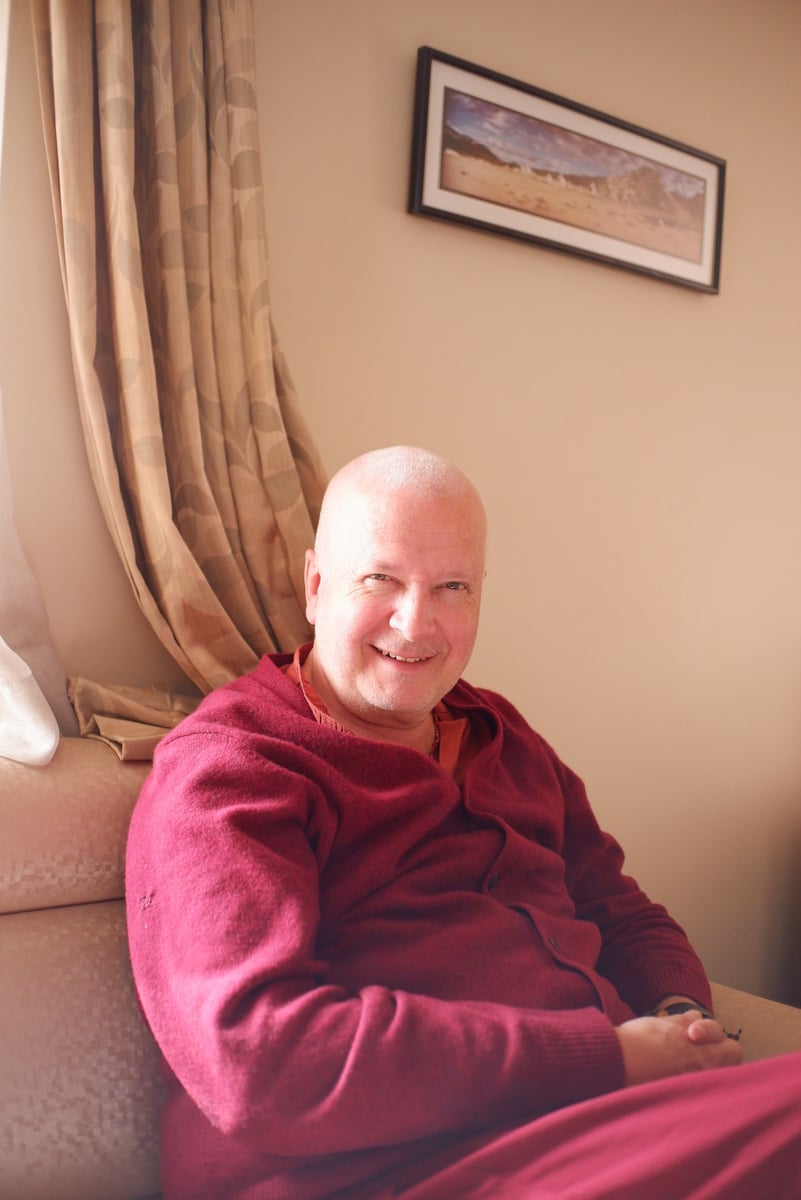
[1,738,160,1200]
[0,901,162,1200]
[711,980,801,1064]
[0,738,149,915]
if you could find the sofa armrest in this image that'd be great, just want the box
[710,981,801,1062]
[0,738,150,915]
[1,900,162,1200]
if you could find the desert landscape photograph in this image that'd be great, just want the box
[440,87,706,263]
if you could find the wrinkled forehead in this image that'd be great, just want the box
[320,485,486,575]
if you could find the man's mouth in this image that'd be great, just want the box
[376,648,432,664]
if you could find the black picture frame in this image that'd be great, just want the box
[409,47,726,293]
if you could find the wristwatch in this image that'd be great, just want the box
[651,999,742,1041]
[652,1000,714,1020]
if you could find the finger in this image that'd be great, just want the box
[686,1017,727,1044]
[701,1035,744,1068]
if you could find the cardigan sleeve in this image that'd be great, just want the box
[471,685,711,1018]
[126,724,626,1158]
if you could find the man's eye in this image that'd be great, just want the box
[366,574,392,582]
[443,581,467,591]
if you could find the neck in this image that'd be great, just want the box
[301,647,439,755]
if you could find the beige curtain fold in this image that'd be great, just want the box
[68,676,200,760]
[32,0,325,695]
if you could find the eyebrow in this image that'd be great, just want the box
[364,560,481,582]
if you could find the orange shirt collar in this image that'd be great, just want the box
[283,643,468,773]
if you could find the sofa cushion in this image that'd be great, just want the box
[1,899,162,1200]
[0,737,150,915]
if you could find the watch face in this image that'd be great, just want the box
[657,1001,712,1019]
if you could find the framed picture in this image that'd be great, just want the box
[409,47,725,293]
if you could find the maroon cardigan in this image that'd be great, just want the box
[126,654,711,1200]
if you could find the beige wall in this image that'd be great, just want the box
[2,0,800,1003]
[254,0,801,1004]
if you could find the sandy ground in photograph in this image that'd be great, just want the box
[441,152,703,263]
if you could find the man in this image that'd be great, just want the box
[127,446,801,1199]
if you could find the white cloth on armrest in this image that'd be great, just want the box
[0,631,59,764]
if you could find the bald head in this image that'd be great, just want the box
[315,446,487,563]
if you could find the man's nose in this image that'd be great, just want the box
[389,587,435,642]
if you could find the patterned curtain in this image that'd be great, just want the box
[31,0,325,694]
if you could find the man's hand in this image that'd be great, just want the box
[617,1010,743,1086]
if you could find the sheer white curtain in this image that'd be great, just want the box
[0,4,78,761]
[0,388,78,760]
[0,0,9,170]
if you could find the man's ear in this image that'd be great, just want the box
[304,548,320,624]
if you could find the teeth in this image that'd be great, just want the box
[380,649,423,663]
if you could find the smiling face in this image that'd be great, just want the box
[303,449,486,747]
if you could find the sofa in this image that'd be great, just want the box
[3,738,801,1200]
[2,738,159,1200]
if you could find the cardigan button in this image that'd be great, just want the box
[548,934,560,951]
